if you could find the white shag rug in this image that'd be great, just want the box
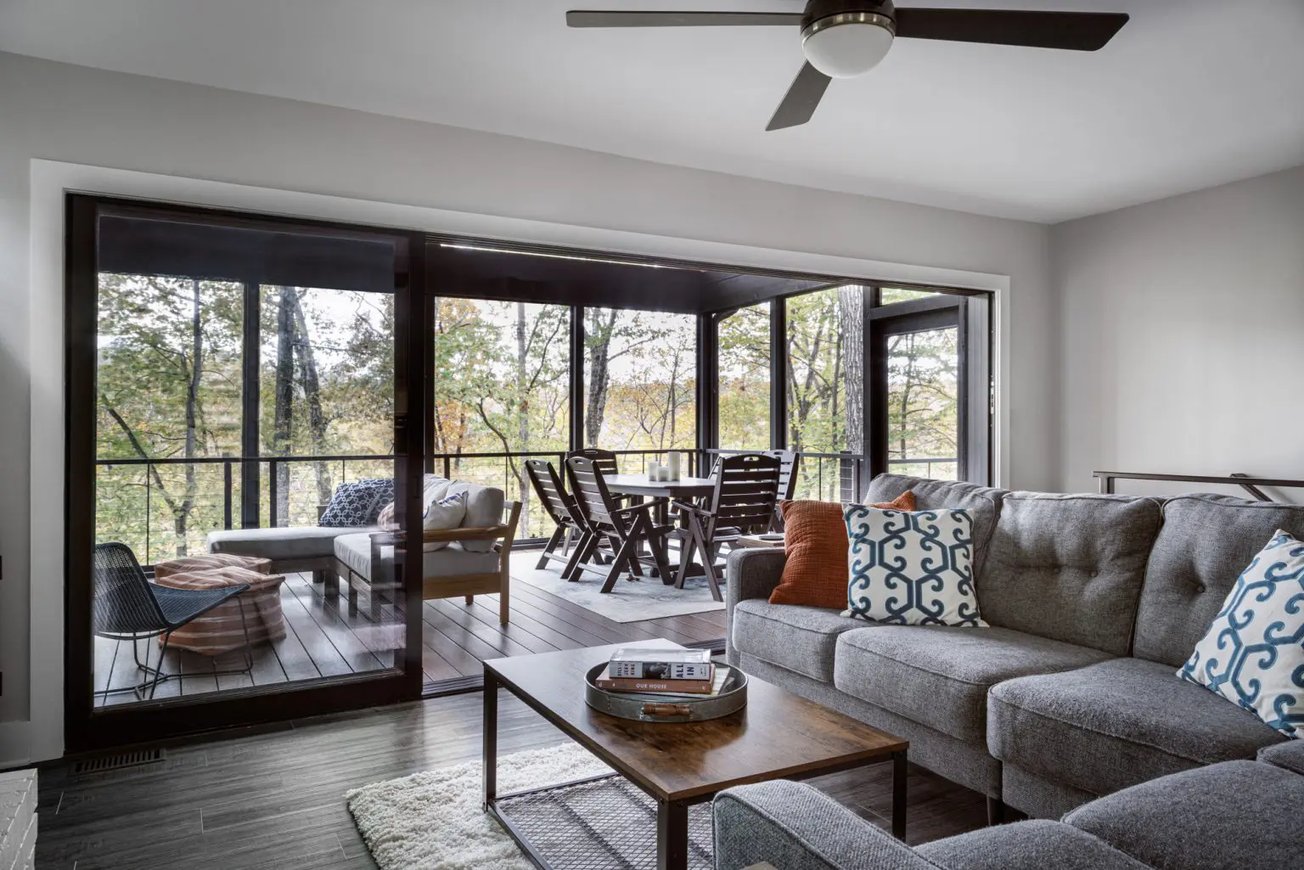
[346,743,612,870]
[510,554,725,623]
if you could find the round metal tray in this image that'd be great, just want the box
[584,662,748,723]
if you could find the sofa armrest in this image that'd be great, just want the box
[726,548,787,605]
[714,781,937,870]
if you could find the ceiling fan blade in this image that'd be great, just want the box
[567,10,802,28]
[767,63,832,132]
[894,9,1128,51]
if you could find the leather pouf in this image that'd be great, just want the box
[153,552,272,579]
[153,566,286,655]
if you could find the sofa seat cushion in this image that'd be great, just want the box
[730,600,866,683]
[208,525,377,562]
[1064,760,1304,870]
[334,532,499,581]
[988,657,1285,797]
[834,626,1111,742]
[917,819,1148,870]
[1257,740,1304,775]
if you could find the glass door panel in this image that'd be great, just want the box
[76,203,418,737]
[882,325,961,481]
[716,302,771,452]
[581,307,697,466]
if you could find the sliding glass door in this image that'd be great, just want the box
[66,198,426,750]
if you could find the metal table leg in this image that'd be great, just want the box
[892,750,908,840]
[483,666,498,809]
[657,798,689,870]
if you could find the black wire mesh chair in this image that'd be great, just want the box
[93,542,255,701]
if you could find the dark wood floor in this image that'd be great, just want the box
[96,552,727,706]
[37,691,987,869]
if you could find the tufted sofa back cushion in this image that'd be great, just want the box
[978,493,1161,655]
[1133,494,1304,666]
[863,474,1007,574]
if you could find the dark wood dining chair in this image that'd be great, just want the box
[565,456,673,593]
[764,449,800,531]
[525,458,590,578]
[569,447,620,476]
[672,453,781,600]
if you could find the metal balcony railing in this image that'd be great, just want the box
[95,448,959,564]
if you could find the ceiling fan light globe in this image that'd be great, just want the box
[801,14,894,78]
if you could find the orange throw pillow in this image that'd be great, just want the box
[768,492,917,609]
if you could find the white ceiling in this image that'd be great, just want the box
[2,0,1302,222]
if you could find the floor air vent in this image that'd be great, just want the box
[73,747,166,774]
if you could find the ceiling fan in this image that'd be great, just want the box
[566,2,1128,130]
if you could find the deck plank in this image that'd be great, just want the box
[94,548,727,707]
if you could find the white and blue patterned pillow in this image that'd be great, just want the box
[1178,530,1304,738]
[319,478,393,527]
[843,506,986,627]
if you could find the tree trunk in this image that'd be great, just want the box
[837,286,864,501]
[272,286,295,525]
[514,302,530,529]
[173,279,205,556]
[897,333,917,463]
[584,309,618,446]
[838,286,864,454]
[288,289,334,508]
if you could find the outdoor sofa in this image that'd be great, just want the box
[207,475,518,622]
[724,474,1299,822]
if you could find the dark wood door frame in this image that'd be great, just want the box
[64,195,429,753]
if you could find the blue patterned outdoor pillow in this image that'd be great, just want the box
[319,479,392,527]
[843,506,986,627]
[1178,530,1304,738]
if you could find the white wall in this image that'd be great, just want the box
[0,51,1054,759]
[1052,165,1304,496]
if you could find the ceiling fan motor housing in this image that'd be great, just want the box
[800,0,897,78]
[801,0,896,31]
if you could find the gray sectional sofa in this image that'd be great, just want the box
[713,740,1304,869]
[724,474,1299,821]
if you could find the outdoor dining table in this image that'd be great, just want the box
[603,473,715,585]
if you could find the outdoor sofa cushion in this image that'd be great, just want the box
[834,625,1111,742]
[1133,494,1304,666]
[447,481,506,553]
[730,599,866,683]
[208,525,379,562]
[977,493,1161,656]
[1063,758,1304,870]
[333,532,499,581]
[988,657,1285,798]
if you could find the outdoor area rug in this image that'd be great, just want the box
[346,742,713,870]
[510,556,726,623]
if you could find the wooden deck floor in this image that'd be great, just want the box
[94,550,726,706]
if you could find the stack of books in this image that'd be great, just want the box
[597,647,730,697]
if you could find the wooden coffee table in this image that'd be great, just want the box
[483,640,908,870]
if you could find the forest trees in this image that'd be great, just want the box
[95,278,959,558]
[97,275,243,559]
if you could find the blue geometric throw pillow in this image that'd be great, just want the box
[1178,530,1304,738]
[843,506,986,627]
[319,479,393,527]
